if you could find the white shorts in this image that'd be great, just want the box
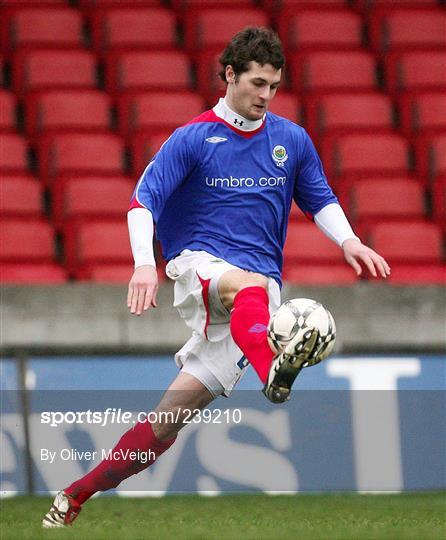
[165,250,281,397]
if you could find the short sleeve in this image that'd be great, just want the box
[293,129,338,219]
[130,126,199,221]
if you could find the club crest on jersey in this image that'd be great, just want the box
[272,145,288,167]
[206,136,228,144]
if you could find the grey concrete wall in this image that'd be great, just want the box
[1,283,445,354]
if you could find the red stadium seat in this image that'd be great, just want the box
[52,175,133,227]
[194,50,227,100]
[24,90,112,137]
[432,176,446,225]
[305,93,393,138]
[64,219,132,274]
[322,133,410,178]
[129,131,172,175]
[399,93,446,137]
[277,9,363,51]
[12,50,97,95]
[386,264,446,285]
[283,264,358,285]
[369,9,446,52]
[37,133,125,183]
[284,221,344,263]
[1,0,66,5]
[342,178,426,223]
[4,8,85,51]
[356,0,439,9]
[368,221,443,262]
[0,175,43,217]
[0,219,56,262]
[105,51,192,94]
[79,263,166,283]
[0,263,67,284]
[415,134,446,182]
[183,9,269,52]
[385,51,446,94]
[0,134,29,174]
[289,52,377,93]
[118,92,205,135]
[268,93,302,124]
[171,0,253,8]
[0,90,17,132]
[90,8,177,53]
[77,0,162,6]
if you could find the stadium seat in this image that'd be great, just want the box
[171,0,253,9]
[282,264,358,285]
[356,0,439,9]
[368,221,443,263]
[4,8,85,51]
[194,50,227,100]
[0,263,68,284]
[268,93,302,124]
[0,219,56,262]
[183,9,269,52]
[24,90,112,137]
[432,176,446,225]
[64,219,132,275]
[0,134,29,174]
[105,51,192,94]
[322,133,409,178]
[0,175,43,217]
[129,131,172,175]
[305,93,393,138]
[52,175,133,227]
[415,134,446,182]
[0,90,17,132]
[385,51,446,94]
[399,93,446,137]
[77,0,162,6]
[37,133,126,183]
[12,50,98,95]
[386,264,446,285]
[288,51,377,93]
[276,9,363,51]
[1,0,67,5]
[342,178,426,223]
[90,8,177,53]
[284,221,345,263]
[117,92,205,135]
[369,9,446,52]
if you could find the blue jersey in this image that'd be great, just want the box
[130,108,338,285]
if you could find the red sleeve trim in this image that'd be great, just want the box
[128,197,145,211]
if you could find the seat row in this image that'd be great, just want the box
[1,5,445,54]
[2,174,444,227]
[3,48,446,96]
[0,217,444,285]
[2,89,445,141]
[2,131,444,182]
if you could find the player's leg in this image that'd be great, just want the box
[42,372,215,528]
[219,269,320,403]
[219,269,274,383]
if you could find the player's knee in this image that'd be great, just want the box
[218,270,268,311]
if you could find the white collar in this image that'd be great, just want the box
[213,98,264,132]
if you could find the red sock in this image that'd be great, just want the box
[230,286,274,383]
[65,419,176,504]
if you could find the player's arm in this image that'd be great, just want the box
[314,203,391,279]
[294,130,390,279]
[127,207,158,315]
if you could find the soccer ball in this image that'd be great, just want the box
[267,298,336,365]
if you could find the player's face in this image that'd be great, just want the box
[225,62,282,121]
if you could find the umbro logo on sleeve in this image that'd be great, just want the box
[205,136,228,144]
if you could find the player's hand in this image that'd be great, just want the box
[342,238,391,279]
[127,265,158,315]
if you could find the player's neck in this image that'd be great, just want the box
[213,98,264,132]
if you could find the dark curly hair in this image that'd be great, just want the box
[218,27,285,83]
